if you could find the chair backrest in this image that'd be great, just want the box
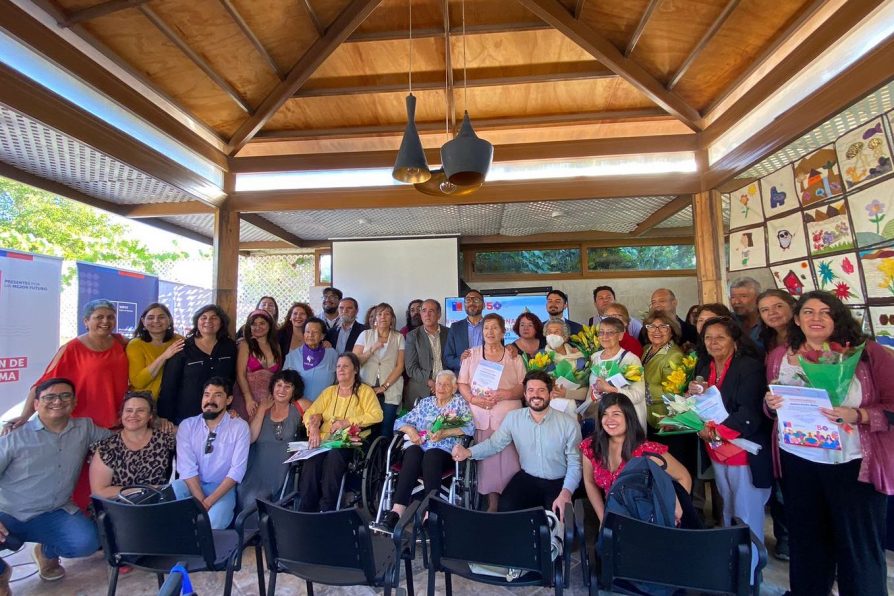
[427,497,552,577]
[599,512,753,596]
[92,496,217,568]
[257,499,377,582]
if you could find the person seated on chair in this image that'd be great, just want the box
[89,391,176,499]
[300,352,383,512]
[452,371,581,521]
[171,377,250,529]
[370,369,475,534]
[0,378,110,592]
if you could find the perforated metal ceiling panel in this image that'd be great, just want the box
[158,214,281,243]
[500,196,678,235]
[0,104,197,204]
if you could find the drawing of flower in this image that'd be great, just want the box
[834,282,856,300]
[739,193,750,220]
[822,231,835,246]
[866,199,887,235]
[817,261,835,287]
[878,258,894,295]
[841,257,855,275]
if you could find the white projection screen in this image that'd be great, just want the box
[332,238,459,322]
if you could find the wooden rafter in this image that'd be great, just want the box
[300,0,326,38]
[240,213,305,247]
[140,6,252,113]
[630,195,692,237]
[463,229,693,246]
[226,0,384,155]
[625,0,661,57]
[440,0,456,136]
[667,0,741,90]
[296,63,615,97]
[218,0,283,79]
[61,0,149,27]
[574,0,587,19]
[514,0,702,131]
[346,21,550,42]
[124,202,216,217]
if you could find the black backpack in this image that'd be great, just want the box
[601,453,677,530]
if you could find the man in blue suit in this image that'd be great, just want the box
[546,290,582,336]
[444,289,484,374]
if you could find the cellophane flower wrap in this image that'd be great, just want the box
[797,342,864,406]
[419,409,473,442]
[321,424,363,449]
[568,324,601,360]
[654,394,704,434]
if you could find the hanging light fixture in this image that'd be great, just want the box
[392,0,431,183]
[440,0,493,186]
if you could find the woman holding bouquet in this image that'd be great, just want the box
[299,353,383,512]
[371,370,475,534]
[589,317,647,430]
[541,320,588,413]
[458,313,526,512]
[693,317,772,561]
[765,291,894,596]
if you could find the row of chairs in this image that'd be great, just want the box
[93,491,767,596]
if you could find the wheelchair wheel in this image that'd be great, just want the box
[460,457,481,511]
[361,436,388,517]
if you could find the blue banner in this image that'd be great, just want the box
[77,262,158,336]
[444,294,566,343]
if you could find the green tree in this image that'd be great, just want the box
[0,177,189,283]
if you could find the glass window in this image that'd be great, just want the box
[586,245,695,271]
[317,253,331,284]
[474,249,580,275]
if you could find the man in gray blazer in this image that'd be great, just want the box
[404,299,449,406]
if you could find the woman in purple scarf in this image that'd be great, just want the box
[284,317,338,416]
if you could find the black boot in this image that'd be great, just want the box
[370,510,401,535]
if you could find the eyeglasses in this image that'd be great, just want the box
[645,324,671,331]
[465,297,483,303]
[596,330,620,337]
[38,392,74,403]
[204,431,217,454]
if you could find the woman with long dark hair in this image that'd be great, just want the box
[277,302,314,358]
[235,309,282,419]
[756,289,796,352]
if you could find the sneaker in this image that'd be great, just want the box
[31,544,65,581]
[370,511,400,535]
[774,539,790,561]
[0,563,12,596]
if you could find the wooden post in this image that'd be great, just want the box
[213,206,240,336]
[692,190,725,303]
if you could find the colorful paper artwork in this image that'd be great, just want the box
[811,252,864,305]
[804,200,854,255]
[868,306,894,351]
[760,164,800,217]
[728,227,766,271]
[846,177,894,248]
[794,145,843,206]
[770,260,816,297]
[729,182,765,230]
[766,212,808,264]
[835,117,893,191]
[858,244,894,301]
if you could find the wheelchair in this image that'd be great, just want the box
[368,432,479,526]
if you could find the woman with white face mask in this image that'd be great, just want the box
[541,320,587,414]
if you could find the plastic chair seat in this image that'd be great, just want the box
[275,533,395,586]
[439,557,543,586]
[117,529,240,571]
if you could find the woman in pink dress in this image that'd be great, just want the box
[458,313,526,511]
[235,309,282,420]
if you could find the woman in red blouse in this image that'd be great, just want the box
[580,393,691,524]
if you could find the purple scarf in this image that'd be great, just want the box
[301,344,325,370]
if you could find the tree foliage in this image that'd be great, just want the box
[0,177,189,282]
[475,249,580,274]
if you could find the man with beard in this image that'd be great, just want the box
[400,299,423,336]
[320,287,343,331]
[404,299,449,404]
[326,297,366,353]
[444,289,485,375]
[546,290,583,336]
[172,377,249,529]
[452,371,581,520]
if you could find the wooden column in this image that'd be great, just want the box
[213,207,240,336]
[692,190,725,304]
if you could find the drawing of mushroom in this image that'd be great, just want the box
[868,137,884,159]
[846,141,870,177]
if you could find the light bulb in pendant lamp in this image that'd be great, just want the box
[440,110,493,186]
[392,94,431,183]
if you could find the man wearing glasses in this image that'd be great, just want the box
[172,377,249,529]
[0,378,109,589]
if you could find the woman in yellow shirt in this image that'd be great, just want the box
[126,303,184,400]
[300,352,383,511]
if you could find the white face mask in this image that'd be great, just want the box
[546,334,565,349]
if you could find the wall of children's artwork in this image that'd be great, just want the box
[727,106,894,344]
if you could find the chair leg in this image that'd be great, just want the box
[156,573,165,588]
[107,567,119,596]
[223,563,235,596]
[405,558,415,596]
[427,567,436,596]
[254,543,266,596]
[306,579,315,596]
[445,571,452,596]
[266,571,277,596]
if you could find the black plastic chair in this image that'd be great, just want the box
[92,495,263,596]
[257,494,419,596]
[423,495,571,595]
[596,512,768,596]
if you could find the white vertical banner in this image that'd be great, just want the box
[0,249,62,418]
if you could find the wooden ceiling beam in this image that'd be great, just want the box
[300,0,326,38]
[240,214,305,247]
[140,6,252,113]
[630,195,691,237]
[574,0,587,19]
[233,133,696,172]
[124,202,216,217]
[345,21,550,42]
[667,0,741,90]
[296,63,615,97]
[61,0,149,27]
[228,173,702,212]
[226,0,384,155]
[625,0,661,57]
[462,228,694,246]
[703,34,894,189]
[514,0,702,131]
[239,240,329,250]
[218,0,283,79]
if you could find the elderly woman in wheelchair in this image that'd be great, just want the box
[298,352,383,512]
[370,369,475,534]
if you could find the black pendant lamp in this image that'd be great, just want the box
[392,0,430,184]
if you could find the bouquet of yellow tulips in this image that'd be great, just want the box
[620,363,643,383]
[660,353,698,395]
[569,324,601,360]
[522,350,554,372]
